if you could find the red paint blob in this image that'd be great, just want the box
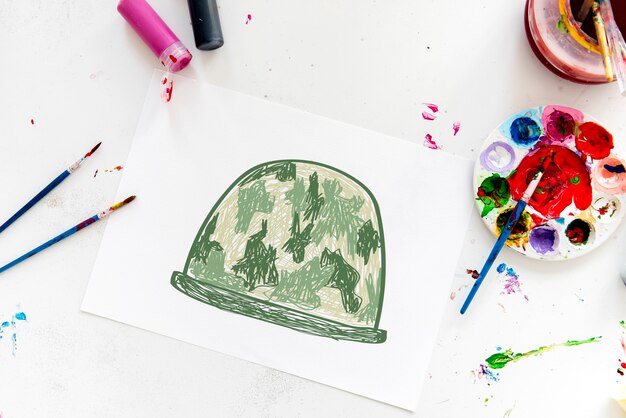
[508,145,592,219]
[30,118,34,125]
[576,122,613,160]
[169,54,178,63]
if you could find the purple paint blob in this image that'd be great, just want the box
[529,225,559,255]
[480,141,516,173]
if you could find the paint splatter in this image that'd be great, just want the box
[161,76,174,103]
[104,166,124,173]
[422,111,436,121]
[453,121,461,136]
[466,268,479,279]
[246,14,252,24]
[30,118,34,125]
[496,263,529,300]
[485,336,601,369]
[497,302,507,313]
[0,311,27,356]
[423,103,439,113]
[503,403,516,417]
[423,134,441,150]
[93,169,99,178]
[472,363,500,384]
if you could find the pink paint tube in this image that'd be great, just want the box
[117,0,192,72]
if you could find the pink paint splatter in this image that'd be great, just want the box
[423,134,441,150]
[423,103,439,113]
[453,121,461,136]
[422,111,436,121]
[246,14,252,24]
[161,77,174,103]
[104,166,124,173]
[496,263,529,300]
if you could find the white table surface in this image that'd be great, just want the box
[2,1,626,417]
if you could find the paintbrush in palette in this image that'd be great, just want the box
[597,0,626,96]
[0,142,102,235]
[460,154,554,315]
[0,196,136,274]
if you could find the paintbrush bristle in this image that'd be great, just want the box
[109,195,136,211]
[84,141,103,158]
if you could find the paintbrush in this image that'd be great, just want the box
[460,155,553,315]
[592,1,614,82]
[598,0,626,96]
[0,196,135,274]
[577,0,594,22]
[0,142,102,235]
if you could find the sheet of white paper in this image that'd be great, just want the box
[81,70,473,411]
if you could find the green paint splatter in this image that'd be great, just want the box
[356,220,380,265]
[485,336,601,369]
[557,15,569,34]
[282,212,313,263]
[285,177,307,213]
[232,220,279,291]
[569,175,580,185]
[238,161,296,186]
[620,320,626,330]
[477,174,510,217]
[269,257,333,309]
[304,172,325,222]
[312,179,365,256]
[356,273,380,324]
[321,248,362,313]
[235,180,275,234]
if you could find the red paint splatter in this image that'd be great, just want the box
[93,169,99,178]
[104,166,124,173]
[508,145,592,219]
[162,76,168,85]
[30,119,34,125]
[453,121,461,136]
[245,14,252,24]
[423,133,441,150]
[576,122,613,160]
[422,111,436,121]
[162,79,174,103]
[169,54,178,63]
[466,269,479,279]
[423,103,439,113]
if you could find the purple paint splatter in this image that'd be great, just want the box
[496,263,529,300]
[472,363,500,384]
[423,134,441,150]
[422,111,436,121]
[453,121,461,136]
[423,103,439,113]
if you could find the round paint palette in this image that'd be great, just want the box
[474,105,626,261]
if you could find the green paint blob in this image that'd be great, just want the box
[232,220,279,291]
[321,248,362,313]
[620,320,626,330]
[356,220,380,265]
[569,175,580,185]
[282,211,313,263]
[477,174,511,217]
[557,15,569,34]
[235,180,275,234]
[485,336,601,370]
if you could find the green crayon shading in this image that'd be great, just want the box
[485,336,601,369]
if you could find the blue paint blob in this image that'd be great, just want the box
[15,312,26,321]
[496,263,506,273]
[1,322,9,328]
[510,117,541,147]
[604,164,626,174]
[556,217,565,225]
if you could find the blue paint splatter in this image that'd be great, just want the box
[604,164,626,173]
[510,117,541,147]
[0,310,28,356]
[556,217,565,225]
[15,312,26,321]
[1,322,9,328]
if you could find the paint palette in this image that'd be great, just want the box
[474,105,626,260]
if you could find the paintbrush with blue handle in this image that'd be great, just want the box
[0,142,102,235]
[460,154,553,315]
